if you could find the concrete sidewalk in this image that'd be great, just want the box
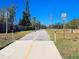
[27,41,62,59]
[0,30,63,59]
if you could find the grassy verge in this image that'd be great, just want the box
[46,29,79,59]
[0,30,32,49]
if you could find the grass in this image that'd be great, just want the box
[0,30,32,49]
[47,29,79,59]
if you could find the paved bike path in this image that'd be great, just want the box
[0,30,62,59]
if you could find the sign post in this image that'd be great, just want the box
[54,29,56,42]
[61,12,67,39]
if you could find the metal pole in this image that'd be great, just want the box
[63,20,65,39]
[54,29,56,42]
[12,30,14,40]
[6,12,8,39]
[61,12,67,39]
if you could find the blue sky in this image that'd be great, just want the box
[0,0,79,25]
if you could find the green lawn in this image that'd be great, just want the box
[47,29,79,59]
[0,30,32,49]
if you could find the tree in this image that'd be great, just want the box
[65,19,79,29]
[0,5,17,32]
[19,11,31,27]
[69,19,78,29]
[65,23,70,29]
[41,25,47,29]
[0,10,5,24]
[54,23,61,29]
[31,17,36,29]
[0,10,5,32]
[6,5,16,32]
[7,5,16,24]
[31,17,41,30]
[48,24,54,29]
[76,18,79,28]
